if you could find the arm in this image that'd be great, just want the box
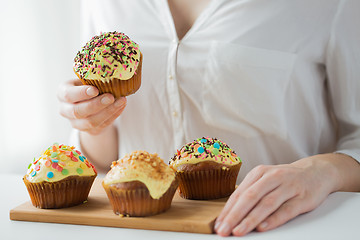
[215,153,360,236]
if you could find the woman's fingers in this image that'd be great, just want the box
[58,79,99,103]
[69,97,127,133]
[60,93,116,119]
[216,168,282,236]
[231,185,297,236]
[215,165,267,226]
[256,198,306,232]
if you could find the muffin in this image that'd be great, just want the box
[169,137,242,200]
[73,31,142,98]
[23,143,97,209]
[102,151,178,217]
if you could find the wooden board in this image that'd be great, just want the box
[10,178,227,234]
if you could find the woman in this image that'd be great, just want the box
[58,0,360,236]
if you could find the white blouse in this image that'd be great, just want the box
[71,0,360,181]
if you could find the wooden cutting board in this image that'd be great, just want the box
[10,178,228,234]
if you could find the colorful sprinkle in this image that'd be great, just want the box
[51,152,58,158]
[45,160,52,167]
[62,169,69,176]
[56,165,63,172]
[76,168,83,174]
[35,165,40,171]
[31,171,36,177]
[197,147,205,154]
[213,142,220,149]
[47,171,54,178]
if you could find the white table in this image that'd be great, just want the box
[2,173,359,240]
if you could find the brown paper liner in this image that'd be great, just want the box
[102,178,178,217]
[176,163,241,200]
[23,175,96,209]
[74,53,143,98]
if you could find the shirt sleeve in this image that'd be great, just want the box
[326,0,360,162]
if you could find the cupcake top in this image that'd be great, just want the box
[169,137,242,169]
[103,151,176,199]
[25,143,97,183]
[74,31,141,83]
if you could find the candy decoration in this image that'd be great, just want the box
[212,148,219,155]
[47,171,54,178]
[35,165,40,171]
[45,160,52,167]
[200,138,207,143]
[62,169,69,176]
[56,165,63,172]
[28,163,32,169]
[214,142,220,149]
[76,168,83,174]
[197,147,204,154]
[52,162,58,169]
[51,152,58,158]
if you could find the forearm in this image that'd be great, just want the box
[79,124,118,173]
[292,153,360,193]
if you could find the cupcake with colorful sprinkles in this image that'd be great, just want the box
[23,143,97,209]
[169,137,242,200]
[73,31,142,98]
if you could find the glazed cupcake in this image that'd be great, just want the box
[23,143,97,209]
[169,137,242,200]
[102,151,178,217]
[73,31,142,98]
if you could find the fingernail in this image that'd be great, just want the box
[218,222,231,235]
[115,98,126,107]
[214,221,221,231]
[86,87,97,97]
[101,96,113,105]
[259,221,268,230]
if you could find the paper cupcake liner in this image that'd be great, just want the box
[102,179,178,217]
[177,163,241,200]
[75,53,143,98]
[23,175,96,209]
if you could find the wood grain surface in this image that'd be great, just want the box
[10,178,228,234]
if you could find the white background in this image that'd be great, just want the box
[0,0,82,174]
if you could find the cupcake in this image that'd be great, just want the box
[73,31,142,98]
[102,151,178,217]
[23,143,97,209]
[169,137,242,200]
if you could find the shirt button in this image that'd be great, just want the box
[169,75,173,80]
[172,111,178,117]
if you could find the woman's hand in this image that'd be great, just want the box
[57,79,127,135]
[214,154,346,237]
